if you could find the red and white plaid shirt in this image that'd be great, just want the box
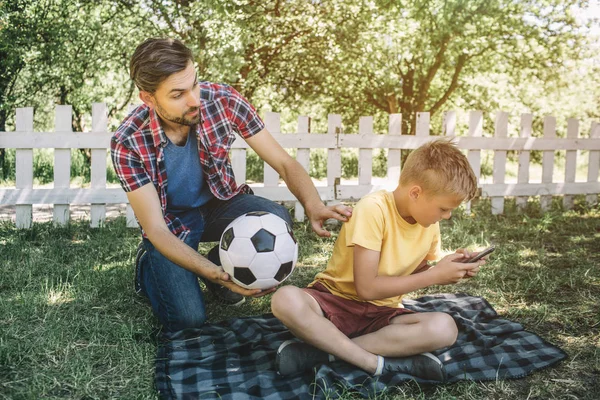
[111,82,265,239]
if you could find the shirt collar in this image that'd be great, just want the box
[149,107,169,148]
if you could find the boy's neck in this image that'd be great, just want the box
[392,186,417,224]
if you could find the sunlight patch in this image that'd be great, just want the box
[518,248,539,258]
[47,288,74,305]
[93,261,121,272]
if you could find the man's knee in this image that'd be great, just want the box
[168,309,207,331]
[269,202,293,227]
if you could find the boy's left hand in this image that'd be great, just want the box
[455,248,488,278]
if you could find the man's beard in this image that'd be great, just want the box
[156,103,201,126]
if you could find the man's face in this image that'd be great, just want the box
[141,61,201,126]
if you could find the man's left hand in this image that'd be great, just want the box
[307,203,353,237]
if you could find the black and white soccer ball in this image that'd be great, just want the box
[219,211,298,290]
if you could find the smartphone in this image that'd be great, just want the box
[462,246,495,263]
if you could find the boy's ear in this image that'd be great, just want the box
[139,91,156,109]
[408,185,423,200]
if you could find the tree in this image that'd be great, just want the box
[302,0,593,135]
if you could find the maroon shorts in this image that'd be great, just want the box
[303,282,414,338]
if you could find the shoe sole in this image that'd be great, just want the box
[231,297,246,307]
[276,339,299,376]
[277,339,298,355]
[420,352,443,367]
[419,352,446,382]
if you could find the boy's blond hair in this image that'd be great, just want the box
[399,138,478,200]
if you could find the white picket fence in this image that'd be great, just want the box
[1,104,599,229]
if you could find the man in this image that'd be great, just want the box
[110,38,352,333]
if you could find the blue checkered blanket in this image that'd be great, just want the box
[155,293,566,399]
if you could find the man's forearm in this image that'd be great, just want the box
[279,159,323,213]
[146,226,221,280]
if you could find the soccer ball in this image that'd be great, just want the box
[219,211,298,290]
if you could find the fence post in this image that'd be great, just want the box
[54,105,72,225]
[587,122,600,206]
[442,111,456,136]
[358,116,374,192]
[294,116,311,221]
[231,134,247,188]
[15,107,34,229]
[415,112,430,137]
[91,103,108,227]
[563,118,579,210]
[387,114,402,184]
[492,112,508,215]
[466,111,483,214]
[541,116,556,211]
[328,114,342,203]
[516,114,532,210]
[264,112,280,188]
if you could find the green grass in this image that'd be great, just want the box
[1,197,599,399]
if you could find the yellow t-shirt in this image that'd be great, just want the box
[310,190,442,308]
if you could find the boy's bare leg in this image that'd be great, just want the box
[271,286,379,373]
[351,312,458,358]
[272,286,457,374]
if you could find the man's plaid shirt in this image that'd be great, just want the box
[110,82,265,239]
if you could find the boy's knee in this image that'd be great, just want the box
[433,312,458,347]
[271,286,303,319]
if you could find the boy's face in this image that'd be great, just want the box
[409,188,463,227]
[139,60,201,127]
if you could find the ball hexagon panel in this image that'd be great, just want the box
[224,238,256,267]
[249,252,283,279]
[253,278,281,289]
[231,215,262,239]
[274,232,298,264]
[257,213,289,236]
[251,228,276,252]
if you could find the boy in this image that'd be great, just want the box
[271,138,484,381]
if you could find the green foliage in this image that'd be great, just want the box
[32,149,53,184]
[245,149,264,183]
[1,0,599,185]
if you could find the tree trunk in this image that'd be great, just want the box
[0,108,6,181]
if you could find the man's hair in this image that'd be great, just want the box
[130,38,193,93]
[400,138,478,200]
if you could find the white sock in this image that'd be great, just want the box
[373,355,385,376]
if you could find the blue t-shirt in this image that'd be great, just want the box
[164,131,214,213]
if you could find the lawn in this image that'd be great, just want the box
[0,197,599,399]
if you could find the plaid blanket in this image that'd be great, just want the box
[155,293,566,399]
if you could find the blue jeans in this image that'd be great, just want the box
[138,193,293,333]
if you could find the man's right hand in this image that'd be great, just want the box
[208,268,276,298]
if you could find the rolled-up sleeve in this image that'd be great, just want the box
[226,86,265,139]
[110,137,151,192]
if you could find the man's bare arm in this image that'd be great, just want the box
[245,128,353,236]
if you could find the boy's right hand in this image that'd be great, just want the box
[428,252,484,285]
